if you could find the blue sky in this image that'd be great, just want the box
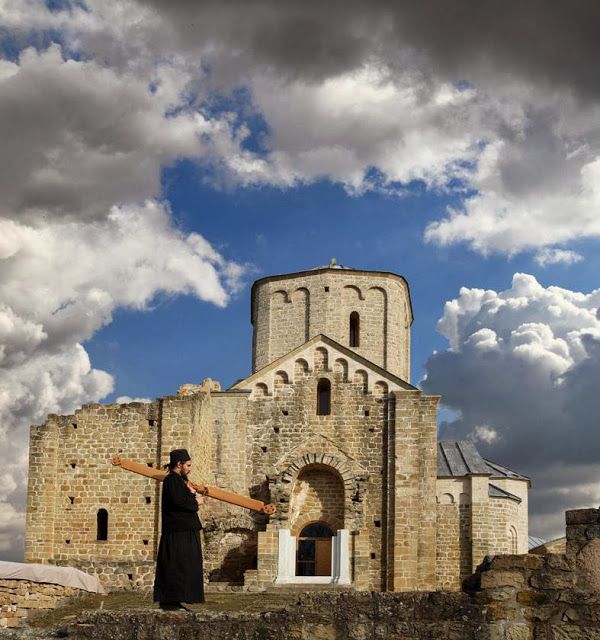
[87,167,599,400]
[2,1,600,558]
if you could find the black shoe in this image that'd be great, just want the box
[159,602,183,611]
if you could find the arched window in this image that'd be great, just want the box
[297,522,334,576]
[349,312,360,347]
[317,378,331,416]
[97,508,108,541]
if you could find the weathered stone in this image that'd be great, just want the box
[529,572,576,590]
[490,555,542,571]
[566,509,600,525]
[481,570,526,589]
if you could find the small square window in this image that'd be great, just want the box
[324,286,330,292]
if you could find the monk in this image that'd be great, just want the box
[153,449,205,610]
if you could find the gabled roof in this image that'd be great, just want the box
[229,334,417,391]
[437,440,529,481]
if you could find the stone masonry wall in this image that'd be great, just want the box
[251,269,411,381]
[65,507,600,640]
[26,402,160,568]
[0,580,87,629]
[245,347,395,590]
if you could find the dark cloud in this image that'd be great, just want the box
[140,0,600,95]
[422,274,600,538]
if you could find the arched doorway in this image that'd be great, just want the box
[296,522,333,576]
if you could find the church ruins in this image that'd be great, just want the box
[25,262,529,591]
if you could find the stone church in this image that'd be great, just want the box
[25,262,529,591]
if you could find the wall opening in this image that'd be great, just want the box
[317,378,331,415]
[296,522,333,576]
[96,508,108,541]
[349,311,360,347]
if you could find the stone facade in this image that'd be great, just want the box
[25,264,528,592]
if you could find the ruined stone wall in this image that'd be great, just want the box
[251,269,411,381]
[198,392,260,585]
[26,402,160,568]
[0,579,88,629]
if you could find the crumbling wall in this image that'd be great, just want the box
[0,579,87,629]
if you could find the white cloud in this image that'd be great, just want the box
[115,396,151,404]
[534,249,584,267]
[423,274,600,539]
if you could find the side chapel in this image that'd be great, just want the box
[25,262,529,591]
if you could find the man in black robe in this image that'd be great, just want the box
[154,448,205,610]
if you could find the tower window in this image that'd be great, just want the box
[97,508,108,541]
[349,312,360,347]
[317,378,331,416]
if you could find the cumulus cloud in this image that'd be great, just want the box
[2,0,600,558]
[5,0,600,256]
[423,274,600,539]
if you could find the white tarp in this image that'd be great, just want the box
[0,561,105,593]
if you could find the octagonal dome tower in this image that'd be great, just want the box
[250,260,413,381]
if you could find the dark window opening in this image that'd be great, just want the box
[349,312,360,347]
[97,508,108,541]
[317,378,331,416]
[146,462,153,467]
[370,553,376,560]
[127,573,133,581]
[65,539,70,544]
[261,446,268,453]
[142,539,148,545]
[68,496,74,505]
[374,520,381,528]
[282,409,288,416]
[273,426,280,434]
[72,422,77,429]
[70,462,76,469]
[148,419,155,427]
[145,496,151,504]
[364,409,369,417]
[324,286,330,292]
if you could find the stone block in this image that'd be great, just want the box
[529,571,577,590]
[490,555,542,571]
[481,571,526,589]
[566,509,600,525]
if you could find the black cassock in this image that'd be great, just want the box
[153,472,204,604]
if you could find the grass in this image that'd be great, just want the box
[27,591,299,629]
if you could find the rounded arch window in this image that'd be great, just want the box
[349,312,360,347]
[317,378,331,415]
[297,521,334,576]
[96,508,108,541]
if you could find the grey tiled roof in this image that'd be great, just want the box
[489,483,521,502]
[437,440,529,481]
[528,535,546,550]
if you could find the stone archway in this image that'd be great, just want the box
[276,452,367,530]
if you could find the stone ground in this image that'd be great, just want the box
[0,591,305,639]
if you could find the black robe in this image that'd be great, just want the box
[153,471,205,604]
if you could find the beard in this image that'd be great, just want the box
[180,469,189,481]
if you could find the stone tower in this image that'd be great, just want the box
[251,260,413,381]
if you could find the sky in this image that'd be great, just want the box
[1,0,600,560]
